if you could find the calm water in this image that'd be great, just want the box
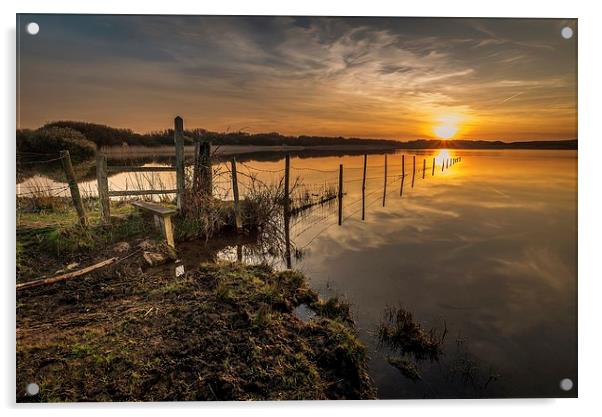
[17,149,578,398]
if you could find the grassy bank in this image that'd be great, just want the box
[17,259,375,401]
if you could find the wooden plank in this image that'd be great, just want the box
[107,166,175,173]
[16,257,118,291]
[132,201,177,215]
[108,189,177,197]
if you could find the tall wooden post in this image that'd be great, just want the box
[382,154,388,207]
[60,150,87,227]
[361,154,367,220]
[284,154,291,268]
[422,158,426,179]
[400,155,405,197]
[411,155,416,188]
[432,158,435,176]
[338,164,343,225]
[174,116,185,210]
[200,142,212,196]
[95,152,110,224]
[231,157,242,232]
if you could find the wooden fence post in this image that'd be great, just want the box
[200,141,212,196]
[231,157,242,232]
[284,154,291,216]
[382,154,387,207]
[411,155,416,188]
[338,164,343,225]
[174,116,185,210]
[422,158,426,179]
[60,150,87,227]
[95,152,110,224]
[362,154,367,220]
[432,158,435,176]
[400,155,405,196]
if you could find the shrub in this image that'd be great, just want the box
[17,127,96,159]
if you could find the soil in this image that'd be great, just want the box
[16,244,376,402]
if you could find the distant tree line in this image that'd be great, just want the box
[16,121,577,158]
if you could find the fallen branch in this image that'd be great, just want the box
[16,257,118,291]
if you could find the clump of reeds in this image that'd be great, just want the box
[377,306,444,362]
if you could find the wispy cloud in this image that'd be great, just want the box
[17,15,577,140]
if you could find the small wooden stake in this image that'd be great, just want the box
[382,155,387,207]
[411,155,416,188]
[422,158,426,179]
[432,158,435,176]
[95,152,110,224]
[362,154,367,220]
[400,155,405,196]
[231,157,242,231]
[338,164,343,225]
[60,150,87,227]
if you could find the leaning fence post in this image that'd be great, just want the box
[174,116,185,210]
[95,152,110,224]
[382,154,387,207]
[361,154,367,220]
[60,150,87,227]
[338,164,343,225]
[231,157,242,232]
[400,155,405,197]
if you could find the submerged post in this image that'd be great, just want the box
[231,157,242,232]
[411,155,416,188]
[60,150,87,227]
[361,154,367,220]
[400,155,405,197]
[382,154,387,207]
[174,116,185,210]
[95,152,110,224]
[432,158,435,176]
[422,158,426,180]
[284,154,291,219]
[338,164,343,225]
[284,154,291,268]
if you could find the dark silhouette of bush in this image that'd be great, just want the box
[17,127,97,159]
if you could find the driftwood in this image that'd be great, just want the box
[16,257,118,291]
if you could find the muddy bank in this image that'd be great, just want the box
[16,249,375,401]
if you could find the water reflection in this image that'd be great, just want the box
[17,148,578,398]
[216,149,578,398]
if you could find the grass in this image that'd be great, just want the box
[16,262,375,401]
[377,306,443,361]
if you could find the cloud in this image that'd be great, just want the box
[17,15,576,140]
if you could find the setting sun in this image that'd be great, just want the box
[434,124,458,139]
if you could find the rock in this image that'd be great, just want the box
[138,239,155,251]
[143,251,168,267]
[112,242,130,254]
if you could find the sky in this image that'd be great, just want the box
[17,15,577,141]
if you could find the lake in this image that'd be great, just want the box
[16,148,578,398]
